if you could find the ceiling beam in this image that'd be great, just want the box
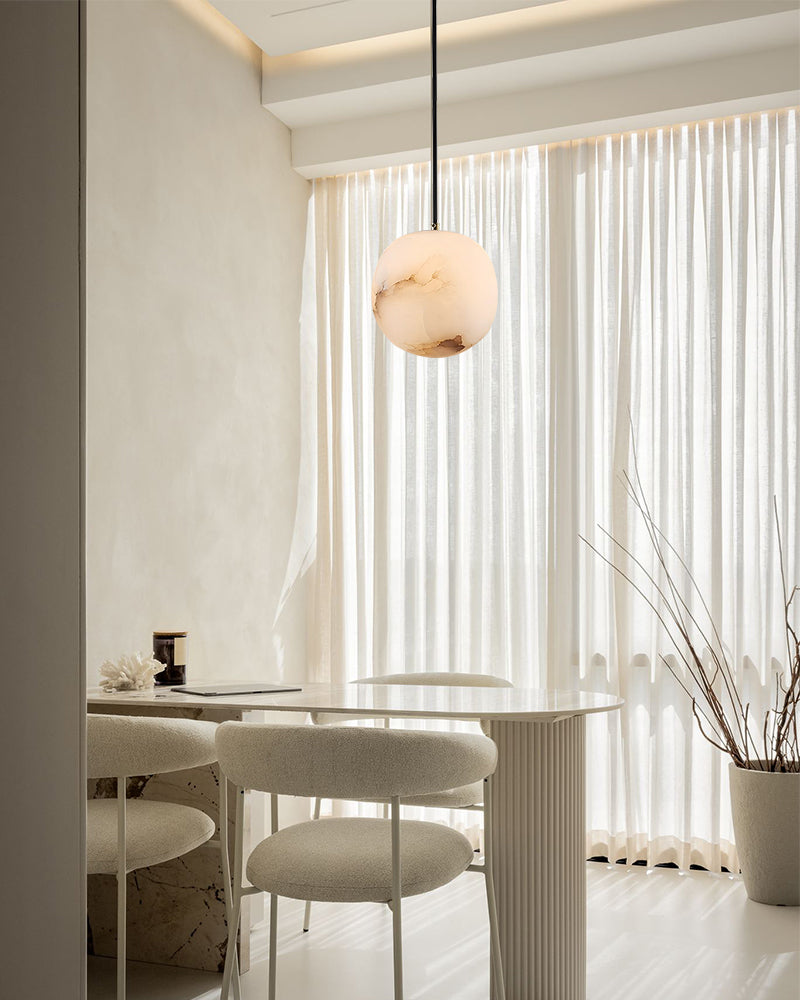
[212,1,560,57]
[290,44,800,178]
[262,1,797,109]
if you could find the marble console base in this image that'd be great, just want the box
[87,704,263,974]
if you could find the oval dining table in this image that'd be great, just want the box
[89,682,623,1000]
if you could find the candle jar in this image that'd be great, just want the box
[153,631,188,685]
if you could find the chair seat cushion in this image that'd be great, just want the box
[87,799,215,875]
[362,779,484,809]
[246,818,474,903]
[398,780,484,808]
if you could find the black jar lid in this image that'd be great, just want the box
[153,630,188,637]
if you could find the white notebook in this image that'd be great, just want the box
[172,683,302,697]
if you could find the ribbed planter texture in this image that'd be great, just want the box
[729,762,800,905]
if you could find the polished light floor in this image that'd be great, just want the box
[88,862,800,1000]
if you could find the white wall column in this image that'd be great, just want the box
[0,3,85,997]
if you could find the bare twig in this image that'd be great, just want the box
[585,459,799,772]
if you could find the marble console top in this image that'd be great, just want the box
[88,682,622,722]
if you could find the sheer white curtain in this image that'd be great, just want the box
[279,109,799,871]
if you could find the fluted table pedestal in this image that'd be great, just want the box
[487,716,586,1000]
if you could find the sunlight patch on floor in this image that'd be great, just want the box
[88,863,800,1000]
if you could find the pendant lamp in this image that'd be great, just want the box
[371,0,497,358]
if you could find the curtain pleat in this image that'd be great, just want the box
[278,109,799,871]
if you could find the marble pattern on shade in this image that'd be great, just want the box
[371,230,497,358]
[87,705,259,973]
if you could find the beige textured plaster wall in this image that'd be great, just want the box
[86,0,310,684]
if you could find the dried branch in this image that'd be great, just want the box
[585,455,799,773]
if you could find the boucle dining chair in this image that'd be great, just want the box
[216,722,506,1000]
[86,714,218,1000]
[303,671,511,931]
[311,671,511,811]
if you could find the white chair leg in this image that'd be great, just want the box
[269,893,278,1000]
[269,795,280,1000]
[390,796,403,1000]
[483,777,506,1000]
[222,786,245,1000]
[222,887,243,1000]
[484,867,505,1000]
[219,774,242,1000]
[302,796,322,932]
[116,778,127,1000]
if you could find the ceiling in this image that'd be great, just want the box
[210,1,562,56]
[207,0,800,177]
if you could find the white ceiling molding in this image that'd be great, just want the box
[208,0,800,178]
[290,46,799,177]
[211,1,561,56]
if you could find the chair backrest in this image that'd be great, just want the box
[310,671,513,725]
[358,671,512,688]
[215,722,497,800]
[87,714,218,779]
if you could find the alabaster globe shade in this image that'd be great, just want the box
[372,229,498,358]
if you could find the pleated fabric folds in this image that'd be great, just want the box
[279,109,799,872]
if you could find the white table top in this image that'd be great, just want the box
[87,682,623,722]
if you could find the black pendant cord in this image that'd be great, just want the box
[430,0,438,231]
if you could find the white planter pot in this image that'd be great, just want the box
[729,762,800,906]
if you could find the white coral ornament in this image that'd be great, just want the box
[99,651,162,692]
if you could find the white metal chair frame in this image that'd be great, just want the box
[113,783,127,1000]
[218,728,506,1000]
